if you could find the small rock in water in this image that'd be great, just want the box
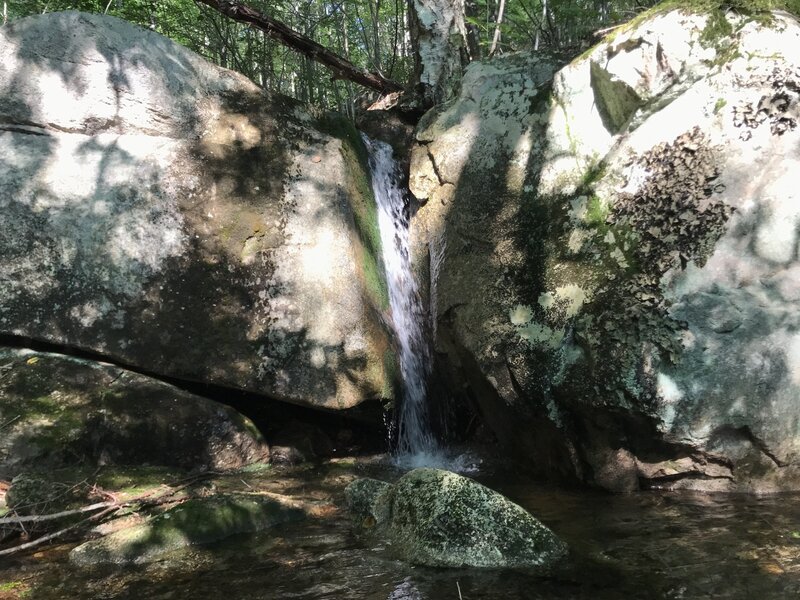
[387,577,423,600]
[345,468,567,568]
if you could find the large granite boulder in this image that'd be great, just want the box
[345,468,567,568]
[410,7,800,492]
[0,348,270,478]
[0,11,394,411]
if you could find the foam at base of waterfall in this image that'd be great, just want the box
[392,449,482,475]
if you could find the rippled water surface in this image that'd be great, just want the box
[3,461,800,599]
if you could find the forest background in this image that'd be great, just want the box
[2,0,662,114]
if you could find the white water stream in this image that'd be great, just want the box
[362,134,439,464]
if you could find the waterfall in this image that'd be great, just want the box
[362,134,438,463]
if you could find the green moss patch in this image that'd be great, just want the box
[590,61,644,133]
[69,494,304,566]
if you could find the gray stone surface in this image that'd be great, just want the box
[410,9,800,492]
[345,469,567,568]
[0,11,394,412]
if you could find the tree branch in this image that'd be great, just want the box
[195,0,403,94]
[0,471,220,557]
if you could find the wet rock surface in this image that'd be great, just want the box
[69,494,304,566]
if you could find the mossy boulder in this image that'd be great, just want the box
[4,466,191,537]
[5,472,89,517]
[0,11,393,412]
[69,494,304,566]
[344,477,391,526]
[0,349,269,479]
[411,7,800,492]
[345,469,567,568]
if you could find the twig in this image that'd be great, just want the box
[7,477,89,515]
[456,581,463,600]
[0,415,20,431]
[0,364,13,384]
[0,505,119,557]
[592,23,624,39]
[0,470,219,554]
[0,501,114,526]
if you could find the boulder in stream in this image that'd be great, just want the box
[0,348,269,479]
[69,494,304,566]
[345,468,567,568]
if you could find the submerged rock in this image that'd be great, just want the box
[0,11,394,412]
[345,468,567,568]
[70,494,304,566]
[410,6,800,492]
[0,348,269,478]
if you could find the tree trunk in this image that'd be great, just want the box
[464,0,481,61]
[407,0,469,107]
[488,0,506,57]
[196,0,403,94]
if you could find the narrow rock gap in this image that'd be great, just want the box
[639,470,735,490]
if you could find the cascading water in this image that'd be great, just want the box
[362,134,439,464]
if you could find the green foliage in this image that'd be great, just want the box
[5,0,796,110]
[4,0,411,113]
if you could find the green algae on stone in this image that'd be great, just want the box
[69,494,305,566]
[344,477,392,526]
[0,350,270,479]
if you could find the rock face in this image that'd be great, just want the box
[410,8,800,492]
[0,349,270,478]
[345,468,567,568]
[0,11,394,412]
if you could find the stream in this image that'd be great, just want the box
[3,458,799,599]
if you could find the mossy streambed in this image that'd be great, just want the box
[1,458,799,599]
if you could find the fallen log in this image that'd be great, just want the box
[195,0,404,94]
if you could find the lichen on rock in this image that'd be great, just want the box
[410,4,800,493]
[345,469,567,568]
